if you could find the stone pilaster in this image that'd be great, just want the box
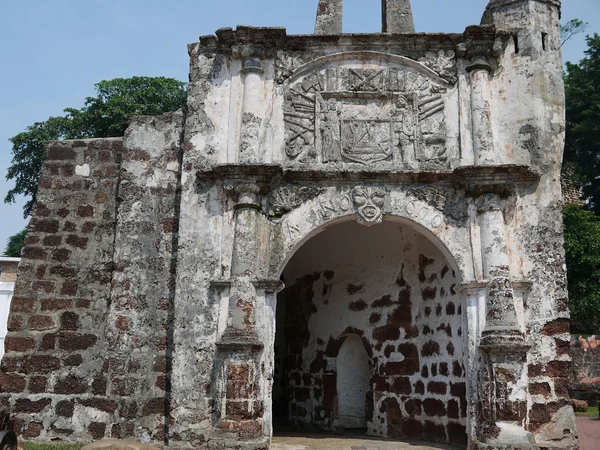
[474,195,537,450]
[467,59,496,165]
[235,46,266,164]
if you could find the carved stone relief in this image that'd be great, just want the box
[283,61,450,167]
[351,186,386,226]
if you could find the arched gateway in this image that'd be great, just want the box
[1,1,578,449]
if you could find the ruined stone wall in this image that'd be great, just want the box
[0,138,122,440]
[0,111,184,442]
[279,221,467,446]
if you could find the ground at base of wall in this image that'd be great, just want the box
[271,432,461,450]
[19,443,87,450]
[576,416,600,450]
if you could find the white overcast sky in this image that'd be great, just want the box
[0,0,598,250]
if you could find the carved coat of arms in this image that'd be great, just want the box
[283,55,450,167]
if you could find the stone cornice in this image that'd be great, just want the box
[197,164,540,195]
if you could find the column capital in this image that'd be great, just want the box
[466,58,493,74]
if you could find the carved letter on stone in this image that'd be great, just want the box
[351,186,386,226]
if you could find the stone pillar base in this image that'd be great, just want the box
[476,422,539,450]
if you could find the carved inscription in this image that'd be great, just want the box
[284,64,449,166]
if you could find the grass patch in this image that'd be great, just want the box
[575,406,599,418]
[22,443,87,450]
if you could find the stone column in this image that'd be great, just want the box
[218,182,263,345]
[467,59,496,165]
[315,0,343,35]
[475,195,536,449]
[212,182,265,445]
[238,49,265,164]
[382,0,415,33]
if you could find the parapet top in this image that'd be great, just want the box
[315,0,415,35]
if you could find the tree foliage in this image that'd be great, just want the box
[3,228,27,257]
[563,34,600,214]
[561,19,590,47]
[563,204,600,334]
[5,76,187,218]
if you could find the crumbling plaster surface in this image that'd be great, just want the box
[0,1,577,449]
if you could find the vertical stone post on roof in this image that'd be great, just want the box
[315,0,343,35]
[238,46,266,163]
[382,0,415,33]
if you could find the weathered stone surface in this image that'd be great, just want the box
[1,1,575,449]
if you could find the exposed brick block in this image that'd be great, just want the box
[21,246,47,260]
[142,398,165,416]
[54,375,87,395]
[29,376,48,394]
[32,280,56,294]
[427,381,447,395]
[60,280,79,296]
[9,297,35,313]
[49,265,78,278]
[64,354,83,367]
[52,248,72,262]
[541,318,570,336]
[88,422,106,440]
[47,146,76,160]
[24,355,61,373]
[7,315,23,332]
[28,315,56,331]
[23,422,44,439]
[14,398,52,414]
[60,311,80,330]
[56,400,74,417]
[39,333,57,351]
[0,375,27,393]
[77,205,95,217]
[66,234,88,249]
[41,298,72,311]
[43,235,62,247]
[30,218,60,234]
[57,332,97,351]
[5,336,35,352]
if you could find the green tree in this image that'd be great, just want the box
[561,19,590,46]
[563,204,600,334]
[3,229,27,257]
[4,76,186,256]
[563,34,600,214]
[5,76,187,218]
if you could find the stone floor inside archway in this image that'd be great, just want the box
[271,431,463,450]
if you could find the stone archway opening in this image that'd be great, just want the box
[272,219,468,446]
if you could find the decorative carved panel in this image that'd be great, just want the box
[283,54,453,168]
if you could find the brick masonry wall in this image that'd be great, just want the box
[0,138,122,440]
[0,111,184,442]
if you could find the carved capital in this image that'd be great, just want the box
[466,58,493,74]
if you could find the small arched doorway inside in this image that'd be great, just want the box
[337,334,371,429]
[272,219,467,446]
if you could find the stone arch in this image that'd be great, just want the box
[285,51,449,88]
[271,214,469,444]
[272,186,473,282]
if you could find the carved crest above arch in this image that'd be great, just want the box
[282,52,457,169]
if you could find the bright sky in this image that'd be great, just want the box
[0,0,598,251]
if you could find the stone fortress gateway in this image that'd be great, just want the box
[0,0,577,449]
